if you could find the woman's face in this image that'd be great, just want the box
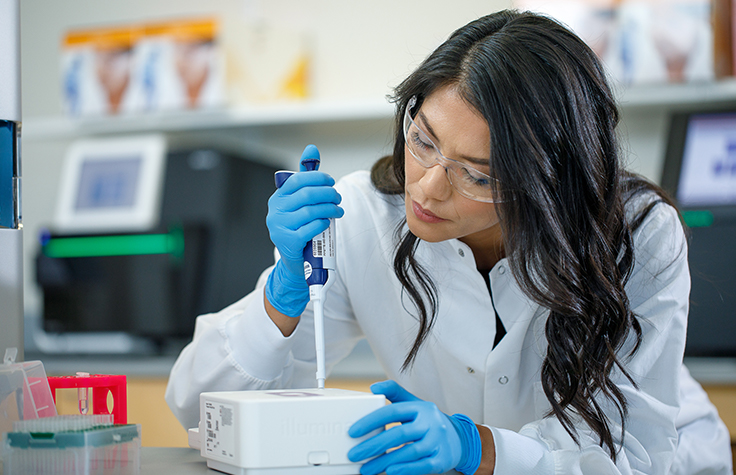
[404,86,501,250]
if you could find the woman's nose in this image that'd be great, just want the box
[418,162,452,201]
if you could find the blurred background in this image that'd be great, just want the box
[13,0,736,452]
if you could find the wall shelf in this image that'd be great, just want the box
[22,97,396,141]
[616,78,736,109]
[22,80,736,142]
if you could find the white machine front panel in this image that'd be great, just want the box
[200,389,385,472]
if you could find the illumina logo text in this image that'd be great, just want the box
[280,418,349,438]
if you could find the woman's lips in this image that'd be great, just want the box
[412,201,447,223]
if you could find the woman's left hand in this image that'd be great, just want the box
[348,380,482,475]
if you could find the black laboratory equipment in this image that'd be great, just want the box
[661,108,736,356]
[34,135,278,353]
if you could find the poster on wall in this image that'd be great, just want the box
[514,0,715,86]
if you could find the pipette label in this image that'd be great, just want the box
[312,222,335,258]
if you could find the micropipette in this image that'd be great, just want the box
[274,145,336,389]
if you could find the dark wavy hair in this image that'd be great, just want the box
[371,9,679,461]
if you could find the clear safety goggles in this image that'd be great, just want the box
[403,95,500,203]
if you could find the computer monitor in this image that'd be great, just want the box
[54,135,167,234]
[663,112,736,206]
[662,109,736,356]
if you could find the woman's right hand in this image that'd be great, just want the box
[264,145,344,319]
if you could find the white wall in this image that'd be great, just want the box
[20,0,514,116]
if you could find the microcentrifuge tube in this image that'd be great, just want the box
[76,371,89,414]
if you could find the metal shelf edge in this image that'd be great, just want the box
[23,81,736,140]
[23,99,396,141]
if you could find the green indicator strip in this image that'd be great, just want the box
[43,230,184,259]
[681,210,714,228]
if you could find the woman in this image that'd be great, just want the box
[166,10,731,474]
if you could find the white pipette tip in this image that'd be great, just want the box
[311,285,328,391]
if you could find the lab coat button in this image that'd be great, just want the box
[466,367,475,374]
[499,266,506,275]
[308,451,330,465]
[498,375,509,384]
[458,248,465,257]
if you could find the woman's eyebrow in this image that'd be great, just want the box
[458,153,490,167]
[417,110,441,144]
[417,110,490,168]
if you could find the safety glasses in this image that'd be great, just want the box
[403,95,500,203]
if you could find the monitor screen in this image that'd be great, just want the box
[75,156,142,210]
[677,113,736,207]
[662,109,736,357]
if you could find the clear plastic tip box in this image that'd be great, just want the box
[0,354,57,427]
[2,415,141,475]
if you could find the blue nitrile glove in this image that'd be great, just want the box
[264,145,343,317]
[348,380,482,475]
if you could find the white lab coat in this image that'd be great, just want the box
[166,171,732,474]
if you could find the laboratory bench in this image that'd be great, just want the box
[135,445,736,474]
[139,448,206,474]
[0,448,218,475]
[26,349,736,463]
